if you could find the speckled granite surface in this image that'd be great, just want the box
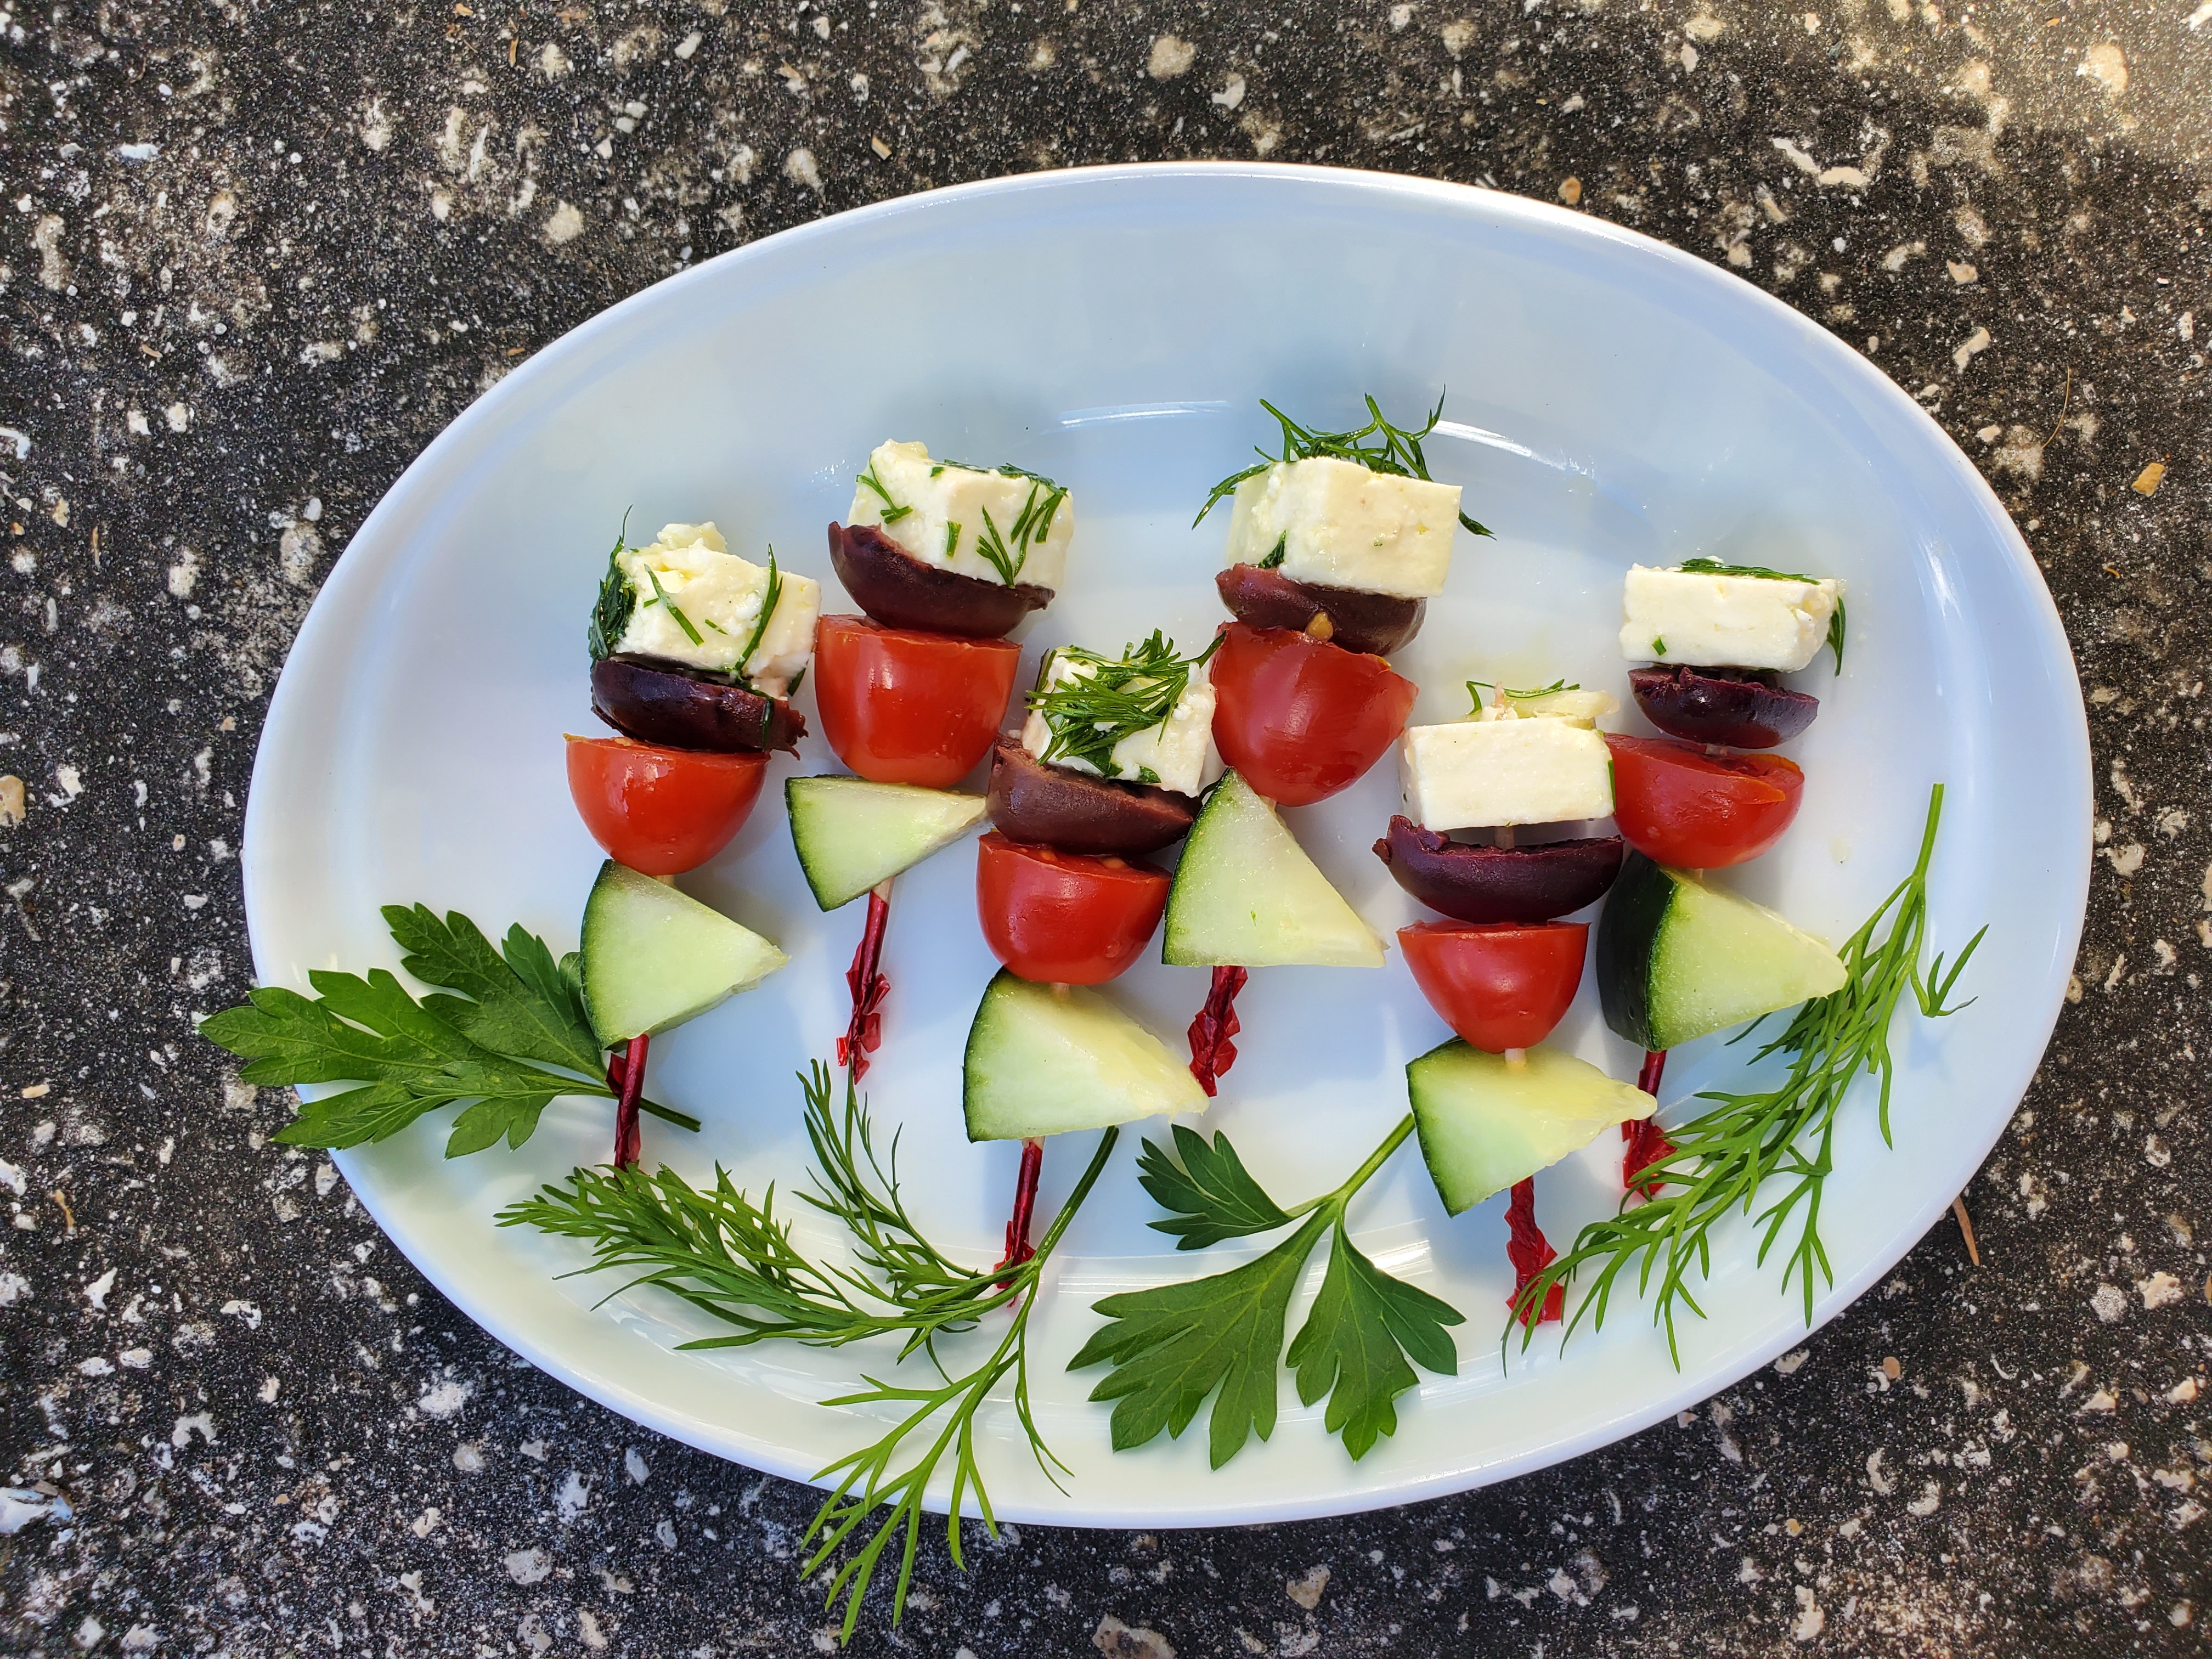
[3,2,2209,1654]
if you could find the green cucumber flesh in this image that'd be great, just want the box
[1161,770,1384,968]
[580,860,788,1045]
[785,775,988,911]
[1596,851,1848,1051]
[1407,1039,1657,1216]
[962,969,1206,1141]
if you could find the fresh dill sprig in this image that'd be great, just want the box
[641,563,704,647]
[856,462,912,523]
[1026,631,1218,780]
[1508,784,1984,1362]
[972,477,1067,585]
[1193,394,1494,538]
[735,549,782,678]
[1465,676,1577,714]
[586,511,636,661]
[499,1063,1120,1643]
[1676,556,1846,674]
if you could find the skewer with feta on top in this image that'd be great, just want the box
[790,442,1084,1082]
[1172,396,1490,1091]
[965,631,1221,1267]
[1377,678,1654,1325]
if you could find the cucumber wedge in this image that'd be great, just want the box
[785,775,988,911]
[1161,770,1384,968]
[1596,852,1847,1051]
[580,860,788,1045]
[962,969,1206,1141]
[1407,1040,1657,1216]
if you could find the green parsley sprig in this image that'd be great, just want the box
[1675,556,1846,674]
[1193,394,1494,538]
[199,907,699,1158]
[501,1063,1119,1643]
[1508,783,1982,1360]
[1026,631,1219,780]
[1070,1116,1463,1466]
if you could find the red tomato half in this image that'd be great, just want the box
[1605,734,1805,868]
[1399,921,1589,1052]
[1209,622,1418,807]
[814,614,1020,788]
[975,833,1170,985]
[566,736,768,876]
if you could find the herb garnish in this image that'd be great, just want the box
[641,563,704,647]
[1193,394,1493,538]
[855,462,912,523]
[586,512,636,661]
[1509,785,1982,1359]
[1026,631,1218,780]
[1071,1118,1462,1465]
[1466,676,1578,714]
[1255,533,1288,570]
[734,549,782,675]
[199,907,699,1158]
[501,1064,1120,1641]
[1675,556,1846,674]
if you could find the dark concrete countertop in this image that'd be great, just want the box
[3,2,2208,1654]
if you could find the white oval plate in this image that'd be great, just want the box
[242,163,2089,1527]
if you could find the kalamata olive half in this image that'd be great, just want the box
[591,654,806,755]
[1628,664,1819,749]
[985,739,1199,855]
[1373,816,1625,924]
[1215,564,1426,656]
[827,522,1053,639]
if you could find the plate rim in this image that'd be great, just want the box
[240,160,2091,1526]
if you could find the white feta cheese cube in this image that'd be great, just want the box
[1020,650,1219,798]
[612,522,821,695]
[1222,456,1461,600]
[1400,717,1615,831]
[848,440,1074,592]
[1620,563,1843,673]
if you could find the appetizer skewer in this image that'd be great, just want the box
[803,442,1077,1076]
[570,519,820,1158]
[1180,396,1479,1086]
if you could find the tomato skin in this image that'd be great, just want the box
[1208,622,1418,806]
[1399,921,1589,1052]
[975,833,1170,985]
[814,615,1020,788]
[566,736,768,875]
[1605,734,1805,868]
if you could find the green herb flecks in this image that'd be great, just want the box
[1193,393,1494,538]
[1466,676,1578,714]
[1070,1118,1463,1466]
[944,521,961,560]
[734,549,782,678]
[1676,556,1846,674]
[1652,636,1667,656]
[1255,533,1288,571]
[501,1063,1119,1643]
[586,511,636,661]
[973,476,1068,586]
[198,907,699,1158]
[1026,631,1218,780]
[856,462,912,524]
[1508,784,1983,1362]
[641,563,704,647]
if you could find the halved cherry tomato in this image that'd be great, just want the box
[975,833,1169,985]
[1399,921,1588,1052]
[1208,622,1418,806]
[1605,734,1804,868]
[814,614,1020,788]
[566,735,767,875]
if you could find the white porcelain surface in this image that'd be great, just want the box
[241,163,2089,1526]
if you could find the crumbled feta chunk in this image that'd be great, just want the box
[1621,564,1843,673]
[1400,714,1614,831]
[848,441,1074,592]
[612,522,821,695]
[1021,650,1219,798]
[1222,456,1461,600]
